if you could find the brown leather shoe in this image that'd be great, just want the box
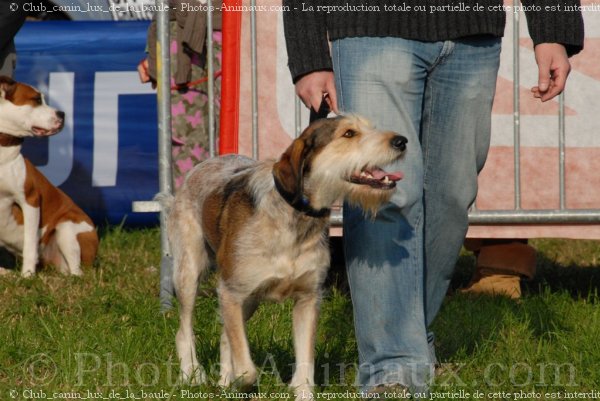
[462,274,522,299]
[462,241,536,299]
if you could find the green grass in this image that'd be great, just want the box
[1,228,599,400]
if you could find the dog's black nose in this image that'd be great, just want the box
[56,111,65,120]
[391,135,408,151]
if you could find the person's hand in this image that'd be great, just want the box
[531,43,571,102]
[137,58,157,89]
[295,70,339,114]
[138,58,151,83]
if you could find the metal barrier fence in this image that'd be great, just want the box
[468,0,600,225]
[134,1,600,310]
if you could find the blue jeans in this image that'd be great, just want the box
[332,36,501,392]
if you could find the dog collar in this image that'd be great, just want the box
[273,178,331,218]
[0,133,24,147]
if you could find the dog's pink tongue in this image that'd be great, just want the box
[371,168,404,181]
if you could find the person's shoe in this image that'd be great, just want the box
[363,384,411,399]
[462,242,536,299]
[462,274,522,299]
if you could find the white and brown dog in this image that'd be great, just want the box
[166,115,407,399]
[0,76,98,277]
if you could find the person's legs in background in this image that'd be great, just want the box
[171,31,222,188]
[0,44,17,77]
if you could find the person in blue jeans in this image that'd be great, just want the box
[283,1,583,394]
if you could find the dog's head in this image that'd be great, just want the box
[0,76,65,138]
[273,115,407,215]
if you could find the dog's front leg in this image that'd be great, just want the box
[290,294,319,400]
[20,203,40,277]
[219,296,259,387]
[218,284,257,389]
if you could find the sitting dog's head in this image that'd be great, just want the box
[273,115,407,215]
[0,76,65,138]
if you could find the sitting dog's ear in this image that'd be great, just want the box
[273,137,307,203]
[0,76,16,101]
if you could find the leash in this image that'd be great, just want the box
[310,97,331,123]
[171,70,222,91]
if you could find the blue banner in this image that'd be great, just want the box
[15,21,159,226]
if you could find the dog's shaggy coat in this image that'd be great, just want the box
[166,115,407,399]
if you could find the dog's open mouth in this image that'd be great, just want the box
[349,167,403,189]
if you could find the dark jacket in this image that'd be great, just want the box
[283,0,584,82]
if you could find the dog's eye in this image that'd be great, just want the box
[34,96,42,105]
[343,130,356,138]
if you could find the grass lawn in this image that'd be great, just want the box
[1,226,599,400]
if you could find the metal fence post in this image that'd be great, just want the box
[156,0,174,312]
[250,0,259,158]
[207,0,216,157]
[512,0,522,211]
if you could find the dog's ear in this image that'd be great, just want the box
[273,118,341,201]
[273,137,308,203]
[0,76,16,101]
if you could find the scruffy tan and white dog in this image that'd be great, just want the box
[0,76,98,277]
[166,115,407,399]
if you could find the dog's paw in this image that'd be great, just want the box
[292,384,313,401]
[218,368,233,387]
[21,269,35,278]
[179,364,206,386]
[291,369,315,401]
[229,366,257,391]
[0,267,14,276]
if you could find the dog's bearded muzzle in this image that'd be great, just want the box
[347,134,407,190]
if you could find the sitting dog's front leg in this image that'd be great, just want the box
[290,294,320,401]
[20,203,40,277]
[218,284,257,389]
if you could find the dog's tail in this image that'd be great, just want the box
[154,192,175,216]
